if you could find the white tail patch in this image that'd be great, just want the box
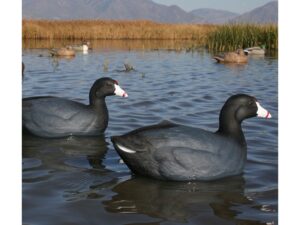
[116,144,136,154]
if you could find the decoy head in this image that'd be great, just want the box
[220,94,272,124]
[89,77,128,104]
[236,49,246,55]
[82,40,90,46]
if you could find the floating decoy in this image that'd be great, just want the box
[214,49,248,63]
[111,94,271,181]
[23,77,128,138]
[49,47,76,57]
[66,41,90,52]
[244,45,265,55]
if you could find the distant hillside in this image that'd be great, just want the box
[231,1,278,24]
[22,0,278,24]
[22,0,197,23]
[190,8,239,24]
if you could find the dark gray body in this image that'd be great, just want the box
[112,122,246,181]
[23,96,108,138]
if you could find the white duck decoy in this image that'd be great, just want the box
[244,45,265,55]
[66,41,90,52]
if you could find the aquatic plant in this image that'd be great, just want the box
[22,20,278,51]
[102,59,109,72]
[124,63,134,72]
[206,24,278,51]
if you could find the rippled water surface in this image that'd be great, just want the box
[23,41,278,225]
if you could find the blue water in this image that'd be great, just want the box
[23,42,278,225]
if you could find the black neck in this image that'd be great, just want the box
[89,85,106,106]
[90,96,105,107]
[89,92,108,114]
[216,106,246,147]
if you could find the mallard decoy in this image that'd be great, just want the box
[214,49,248,63]
[49,47,76,57]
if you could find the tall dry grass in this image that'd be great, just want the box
[22,20,216,44]
[206,24,278,51]
[22,20,278,51]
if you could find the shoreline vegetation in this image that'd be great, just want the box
[22,20,277,51]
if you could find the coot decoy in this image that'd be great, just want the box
[214,49,248,63]
[23,77,128,138]
[111,94,271,181]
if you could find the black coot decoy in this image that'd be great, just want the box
[23,77,128,138]
[111,94,271,181]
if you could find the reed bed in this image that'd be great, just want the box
[22,20,278,51]
[22,20,216,44]
[206,24,278,51]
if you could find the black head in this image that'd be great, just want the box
[89,77,128,104]
[218,94,271,143]
[222,94,258,122]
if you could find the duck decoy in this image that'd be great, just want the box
[111,94,271,181]
[214,49,248,63]
[244,45,265,55]
[66,41,90,52]
[49,47,76,57]
[23,77,128,138]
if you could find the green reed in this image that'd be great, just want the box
[206,24,278,51]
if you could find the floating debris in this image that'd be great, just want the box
[124,63,134,72]
[102,59,109,72]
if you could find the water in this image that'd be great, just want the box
[22,41,278,225]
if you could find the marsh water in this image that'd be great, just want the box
[22,40,278,225]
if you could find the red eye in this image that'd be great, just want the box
[114,80,119,85]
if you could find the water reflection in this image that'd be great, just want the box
[22,133,109,172]
[221,63,249,70]
[22,133,117,205]
[51,55,76,60]
[50,56,76,71]
[104,176,270,224]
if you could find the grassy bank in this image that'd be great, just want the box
[22,20,278,50]
[206,24,278,51]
